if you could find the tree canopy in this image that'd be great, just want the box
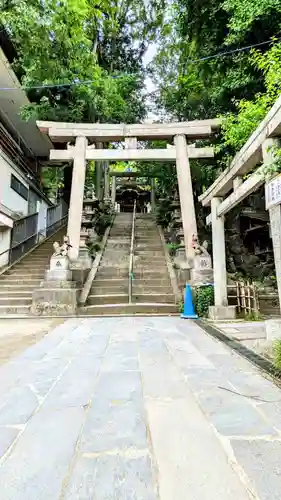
[0,0,163,123]
[151,0,281,160]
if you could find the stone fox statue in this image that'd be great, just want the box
[53,236,72,257]
[191,235,209,256]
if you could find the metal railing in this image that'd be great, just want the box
[10,213,38,263]
[46,200,68,237]
[9,211,67,265]
[128,200,137,304]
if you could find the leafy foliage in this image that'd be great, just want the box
[0,0,163,123]
[151,0,281,163]
[273,339,281,370]
[194,286,214,318]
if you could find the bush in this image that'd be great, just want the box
[167,242,180,256]
[156,199,173,228]
[273,340,281,370]
[194,285,214,317]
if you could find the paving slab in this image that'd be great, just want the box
[146,398,251,500]
[1,316,281,499]
[63,453,157,500]
[80,398,147,453]
[231,440,281,500]
[0,407,85,500]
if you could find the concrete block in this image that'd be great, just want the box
[50,255,69,270]
[70,268,88,286]
[0,386,39,425]
[146,398,251,500]
[81,398,147,453]
[64,454,157,500]
[0,427,20,458]
[41,280,77,289]
[265,318,281,340]
[0,407,85,500]
[44,357,102,410]
[102,342,139,371]
[197,387,276,437]
[231,440,281,500]
[44,268,72,281]
[191,268,213,285]
[209,305,236,320]
[93,371,142,401]
[31,287,79,315]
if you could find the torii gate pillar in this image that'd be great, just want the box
[174,134,198,262]
[67,136,88,261]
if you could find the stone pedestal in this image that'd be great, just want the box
[174,246,191,286]
[44,255,72,281]
[31,255,78,316]
[209,305,236,321]
[69,247,92,286]
[191,255,213,285]
[265,318,281,341]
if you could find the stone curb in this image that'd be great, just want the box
[197,319,281,382]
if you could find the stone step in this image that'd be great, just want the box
[134,251,164,257]
[11,265,48,271]
[0,305,30,315]
[18,255,50,260]
[0,290,33,297]
[87,294,128,305]
[133,278,171,286]
[0,296,32,306]
[4,271,44,277]
[134,261,167,267]
[134,268,168,274]
[133,293,175,304]
[91,278,127,287]
[0,277,41,285]
[133,285,173,294]
[90,286,128,295]
[133,272,170,280]
[135,245,163,250]
[96,269,128,278]
[79,302,178,316]
[0,284,39,291]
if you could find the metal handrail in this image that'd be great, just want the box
[128,200,137,304]
[9,213,68,265]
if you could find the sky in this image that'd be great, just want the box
[143,42,158,122]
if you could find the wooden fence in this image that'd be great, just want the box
[227,281,259,316]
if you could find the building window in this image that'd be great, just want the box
[10,174,28,201]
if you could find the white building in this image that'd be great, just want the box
[0,35,56,268]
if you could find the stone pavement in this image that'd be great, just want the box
[1,317,281,499]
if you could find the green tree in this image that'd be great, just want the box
[0,0,163,123]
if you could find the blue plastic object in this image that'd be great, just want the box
[181,284,198,319]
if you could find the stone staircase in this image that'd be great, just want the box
[81,213,178,316]
[0,228,65,315]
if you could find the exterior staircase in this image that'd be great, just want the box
[0,228,65,315]
[80,213,178,316]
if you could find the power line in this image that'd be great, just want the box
[186,37,281,64]
[0,74,134,92]
[0,36,280,92]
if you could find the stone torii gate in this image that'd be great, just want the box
[38,120,219,263]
